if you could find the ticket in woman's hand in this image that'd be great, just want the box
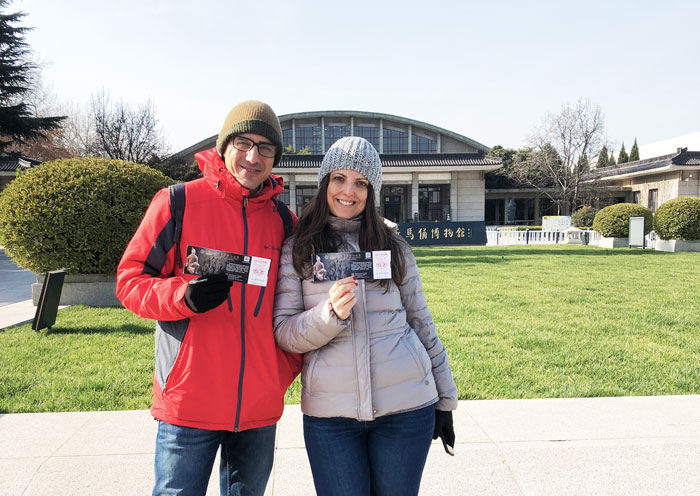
[185,245,271,287]
[311,250,391,282]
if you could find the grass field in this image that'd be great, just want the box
[1,245,699,413]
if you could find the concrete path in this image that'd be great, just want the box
[2,396,700,495]
[0,248,36,307]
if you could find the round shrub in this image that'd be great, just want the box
[653,196,700,240]
[571,206,598,228]
[592,203,653,237]
[0,157,175,274]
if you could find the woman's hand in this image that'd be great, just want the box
[329,276,358,320]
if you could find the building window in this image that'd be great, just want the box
[353,126,380,150]
[418,184,449,221]
[279,185,290,205]
[383,128,408,154]
[648,189,658,213]
[324,125,350,151]
[282,128,293,149]
[295,126,322,153]
[411,134,437,153]
[295,186,318,215]
[381,185,409,223]
[632,191,641,205]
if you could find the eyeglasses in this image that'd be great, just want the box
[231,136,278,158]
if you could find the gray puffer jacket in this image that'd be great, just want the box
[273,216,458,421]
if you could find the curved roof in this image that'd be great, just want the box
[279,110,490,153]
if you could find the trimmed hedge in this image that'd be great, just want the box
[0,157,175,274]
[571,206,598,228]
[653,196,700,240]
[592,203,653,237]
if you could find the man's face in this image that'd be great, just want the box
[223,133,276,191]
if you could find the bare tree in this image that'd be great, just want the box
[89,91,168,163]
[509,99,607,214]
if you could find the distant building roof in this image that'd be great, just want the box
[277,152,502,171]
[0,156,41,172]
[587,148,700,181]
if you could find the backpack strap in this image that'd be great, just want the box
[273,198,293,239]
[169,183,186,275]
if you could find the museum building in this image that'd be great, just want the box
[178,110,502,223]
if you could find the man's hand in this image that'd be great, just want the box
[433,409,455,456]
[328,276,357,320]
[184,273,233,313]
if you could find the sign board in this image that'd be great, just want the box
[628,216,645,248]
[542,216,572,231]
[396,221,487,246]
[32,270,65,331]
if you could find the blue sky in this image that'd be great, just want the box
[15,0,700,153]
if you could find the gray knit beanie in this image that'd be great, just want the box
[318,136,382,192]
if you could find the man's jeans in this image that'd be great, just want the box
[303,405,435,496]
[153,421,276,496]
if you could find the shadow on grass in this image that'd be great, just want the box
[44,324,152,336]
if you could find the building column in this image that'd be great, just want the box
[437,133,441,153]
[411,173,419,221]
[379,119,384,153]
[321,116,325,153]
[350,116,354,136]
[292,119,296,152]
[450,175,457,221]
[289,176,297,216]
[534,196,541,225]
[408,125,412,153]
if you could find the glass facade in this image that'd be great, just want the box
[412,134,437,153]
[383,128,408,153]
[418,185,449,221]
[295,186,318,215]
[324,125,351,151]
[295,126,322,153]
[353,126,380,150]
[282,128,293,149]
[279,185,290,206]
[381,185,409,223]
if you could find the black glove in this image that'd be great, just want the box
[184,273,233,313]
[433,409,455,456]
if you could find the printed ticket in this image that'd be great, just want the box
[311,250,391,282]
[185,245,271,287]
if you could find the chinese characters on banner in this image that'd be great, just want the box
[396,221,487,246]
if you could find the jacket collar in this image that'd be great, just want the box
[328,215,362,233]
[194,147,284,202]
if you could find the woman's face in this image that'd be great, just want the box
[326,169,369,219]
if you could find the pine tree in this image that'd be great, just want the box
[609,151,616,166]
[0,0,64,155]
[618,142,628,164]
[597,145,609,167]
[629,138,640,161]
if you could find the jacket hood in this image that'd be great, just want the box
[194,147,284,202]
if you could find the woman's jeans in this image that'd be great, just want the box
[152,421,276,496]
[303,405,435,496]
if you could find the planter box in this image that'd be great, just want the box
[32,274,120,307]
[655,239,700,253]
[598,237,629,248]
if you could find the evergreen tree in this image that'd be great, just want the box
[597,145,609,167]
[629,138,640,161]
[609,151,616,166]
[0,0,64,155]
[618,142,628,164]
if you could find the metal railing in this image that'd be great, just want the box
[486,229,602,246]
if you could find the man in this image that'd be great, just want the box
[117,100,301,496]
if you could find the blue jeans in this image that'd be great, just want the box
[153,421,276,496]
[303,405,435,496]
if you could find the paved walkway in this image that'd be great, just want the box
[0,248,36,307]
[2,396,700,495]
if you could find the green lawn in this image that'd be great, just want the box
[1,245,699,413]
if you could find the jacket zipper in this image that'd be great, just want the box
[234,196,249,432]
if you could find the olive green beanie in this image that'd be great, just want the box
[216,100,283,166]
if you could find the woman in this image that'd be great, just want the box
[273,136,458,496]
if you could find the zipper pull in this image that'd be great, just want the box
[243,197,248,208]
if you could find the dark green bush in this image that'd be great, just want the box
[653,197,700,240]
[571,206,598,228]
[0,157,175,274]
[592,203,653,237]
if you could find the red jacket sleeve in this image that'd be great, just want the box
[116,188,196,321]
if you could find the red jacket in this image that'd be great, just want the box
[117,147,301,431]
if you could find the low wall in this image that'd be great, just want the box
[32,274,120,307]
[655,240,700,253]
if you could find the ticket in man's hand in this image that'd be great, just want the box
[311,250,391,282]
[185,245,271,287]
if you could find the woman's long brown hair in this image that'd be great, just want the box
[292,175,406,289]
